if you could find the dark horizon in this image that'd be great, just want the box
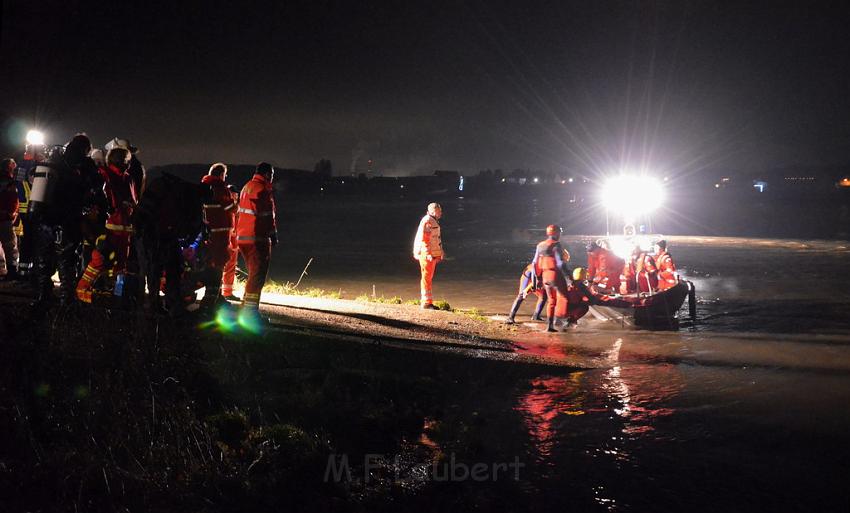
[3,1,850,178]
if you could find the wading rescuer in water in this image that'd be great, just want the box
[565,267,592,326]
[236,162,277,316]
[532,224,572,332]
[199,163,237,310]
[413,202,443,309]
[505,263,547,324]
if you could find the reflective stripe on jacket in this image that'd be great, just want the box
[413,214,443,258]
[100,164,137,233]
[201,174,236,230]
[235,173,276,241]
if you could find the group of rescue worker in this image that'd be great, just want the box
[3,132,680,331]
[505,228,678,331]
[0,134,278,320]
[409,202,677,331]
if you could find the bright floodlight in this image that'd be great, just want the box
[26,129,45,146]
[601,175,664,217]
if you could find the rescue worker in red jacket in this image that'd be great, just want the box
[0,158,20,280]
[235,162,277,313]
[221,185,240,301]
[654,239,678,291]
[412,202,443,309]
[587,239,623,294]
[200,163,237,308]
[634,247,658,293]
[565,267,593,326]
[76,147,137,303]
[532,224,571,332]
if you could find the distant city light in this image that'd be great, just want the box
[715,183,720,188]
[568,177,574,183]
[458,176,464,191]
[26,129,45,145]
[400,184,404,189]
[753,181,767,192]
[501,178,506,183]
[533,177,539,183]
[561,180,566,184]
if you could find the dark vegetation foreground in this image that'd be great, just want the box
[0,299,544,512]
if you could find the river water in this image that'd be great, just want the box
[261,196,850,511]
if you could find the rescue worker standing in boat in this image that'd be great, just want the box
[654,239,678,291]
[236,162,277,315]
[587,239,623,294]
[532,224,571,332]
[413,202,443,310]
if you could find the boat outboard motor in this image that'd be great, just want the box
[27,145,65,217]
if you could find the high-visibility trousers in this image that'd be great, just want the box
[238,240,271,310]
[542,269,569,320]
[221,235,238,296]
[207,230,232,269]
[76,230,131,303]
[418,255,438,305]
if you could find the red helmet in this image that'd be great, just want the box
[546,224,562,237]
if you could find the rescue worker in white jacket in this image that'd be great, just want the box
[412,202,444,309]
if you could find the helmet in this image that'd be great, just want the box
[573,267,587,281]
[546,224,562,237]
[655,239,667,251]
[208,162,228,176]
[105,137,138,154]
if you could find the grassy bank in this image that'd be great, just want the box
[0,299,557,512]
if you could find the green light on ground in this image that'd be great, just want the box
[237,309,264,335]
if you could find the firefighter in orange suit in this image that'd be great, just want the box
[200,163,237,308]
[635,247,658,293]
[654,239,678,291]
[532,224,571,332]
[412,202,443,309]
[587,239,623,294]
[221,185,240,301]
[235,162,277,312]
[76,147,137,303]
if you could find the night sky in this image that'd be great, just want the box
[2,0,850,177]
